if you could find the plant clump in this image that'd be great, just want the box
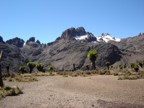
[36,63,45,72]
[0,86,23,100]
[19,66,27,74]
[48,65,55,71]
[27,62,36,73]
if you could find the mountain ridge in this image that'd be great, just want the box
[0,27,143,72]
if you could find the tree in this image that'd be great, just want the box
[36,63,45,72]
[0,51,4,87]
[19,66,26,74]
[87,50,98,70]
[27,62,36,73]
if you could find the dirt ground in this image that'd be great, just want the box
[1,75,144,108]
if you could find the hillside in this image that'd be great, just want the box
[0,27,144,72]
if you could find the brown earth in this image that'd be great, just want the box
[1,75,144,108]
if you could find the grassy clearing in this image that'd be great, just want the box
[0,86,23,100]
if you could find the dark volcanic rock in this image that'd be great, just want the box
[85,32,97,42]
[61,27,87,40]
[0,36,5,43]
[26,37,35,44]
[0,42,26,73]
[6,37,24,47]
[22,42,43,62]
[95,43,122,66]
[113,33,144,64]
[76,27,86,36]
[36,40,41,44]
[61,27,77,39]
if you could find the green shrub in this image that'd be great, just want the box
[27,62,36,73]
[48,65,55,71]
[36,63,45,72]
[19,66,27,74]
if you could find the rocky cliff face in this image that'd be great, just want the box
[0,36,5,43]
[0,42,26,73]
[6,37,24,48]
[0,27,143,72]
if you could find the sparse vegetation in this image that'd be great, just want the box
[131,63,139,72]
[36,63,45,72]
[19,66,27,74]
[33,72,49,76]
[87,50,98,70]
[0,86,23,99]
[3,74,38,82]
[105,61,110,70]
[118,72,142,80]
[27,62,36,73]
[48,65,55,71]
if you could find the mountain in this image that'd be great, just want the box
[97,33,120,43]
[61,27,120,43]
[0,27,143,73]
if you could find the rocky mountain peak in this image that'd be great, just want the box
[26,37,35,44]
[76,27,86,36]
[61,27,87,40]
[97,33,120,43]
[0,36,5,43]
[6,37,24,47]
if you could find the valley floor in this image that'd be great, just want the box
[1,75,144,108]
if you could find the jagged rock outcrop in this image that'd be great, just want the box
[0,36,5,43]
[6,37,24,48]
[76,27,86,36]
[0,42,26,72]
[85,32,97,42]
[22,41,43,62]
[61,27,87,40]
[26,37,35,44]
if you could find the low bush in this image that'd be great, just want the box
[36,63,45,72]
[19,66,27,74]
[0,86,23,99]
[48,65,55,71]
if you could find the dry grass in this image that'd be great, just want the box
[3,74,38,82]
[56,70,98,77]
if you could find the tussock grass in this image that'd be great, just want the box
[0,86,23,100]
[3,74,38,82]
[118,71,144,80]
[57,70,98,77]
[32,72,49,77]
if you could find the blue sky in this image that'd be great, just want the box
[0,0,144,43]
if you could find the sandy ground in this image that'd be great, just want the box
[0,75,144,108]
